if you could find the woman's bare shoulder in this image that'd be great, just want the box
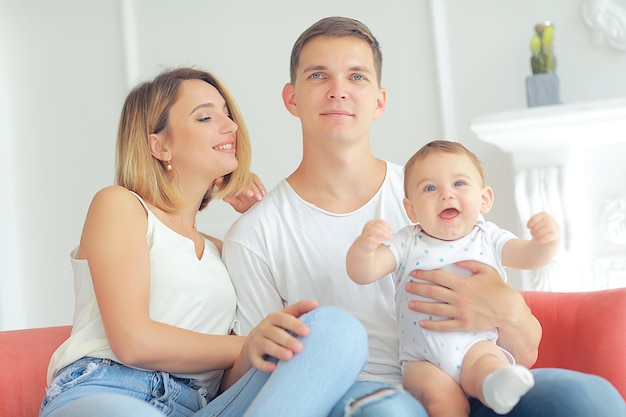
[91,184,134,202]
[85,185,146,226]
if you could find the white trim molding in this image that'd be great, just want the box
[120,0,140,89]
[596,256,626,288]
[429,0,457,139]
[582,0,626,50]
[600,198,626,244]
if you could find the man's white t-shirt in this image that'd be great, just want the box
[223,161,411,385]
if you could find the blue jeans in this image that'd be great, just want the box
[329,380,426,417]
[328,368,625,417]
[469,368,625,416]
[39,306,368,417]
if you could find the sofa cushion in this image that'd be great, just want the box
[0,326,71,417]
[523,288,626,399]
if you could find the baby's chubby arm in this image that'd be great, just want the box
[502,211,561,270]
[346,219,397,284]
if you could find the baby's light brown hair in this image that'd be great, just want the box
[403,140,486,196]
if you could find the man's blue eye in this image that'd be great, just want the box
[311,73,322,79]
[353,74,364,81]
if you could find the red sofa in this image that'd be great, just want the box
[1,288,625,417]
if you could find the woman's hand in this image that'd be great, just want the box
[216,173,266,213]
[405,261,540,366]
[221,300,318,392]
[242,300,318,373]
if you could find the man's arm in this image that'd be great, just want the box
[405,261,541,367]
[222,238,285,335]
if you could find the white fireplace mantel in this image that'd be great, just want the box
[470,96,626,154]
[470,97,626,292]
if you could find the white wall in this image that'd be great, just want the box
[1,0,126,330]
[1,0,625,330]
[0,0,440,330]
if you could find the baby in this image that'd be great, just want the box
[347,140,561,416]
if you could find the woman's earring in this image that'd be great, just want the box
[166,160,172,171]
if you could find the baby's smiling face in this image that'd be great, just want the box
[403,151,493,241]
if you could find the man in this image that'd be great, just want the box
[223,16,624,416]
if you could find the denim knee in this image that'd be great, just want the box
[527,369,625,416]
[348,387,426,417]
[225,307,369,417]
[300,306,368,368]
[470,368,626,417]
[330,381,427,417]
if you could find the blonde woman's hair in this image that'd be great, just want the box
[115,67,252,212]
[403,140,485,196]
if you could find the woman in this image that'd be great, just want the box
[39,67,367,417]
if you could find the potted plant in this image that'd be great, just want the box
[526,21,560,107]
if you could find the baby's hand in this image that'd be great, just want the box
[357,219,392,253]
[527,212,561,246]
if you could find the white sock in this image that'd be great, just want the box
[482,364,535,415]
